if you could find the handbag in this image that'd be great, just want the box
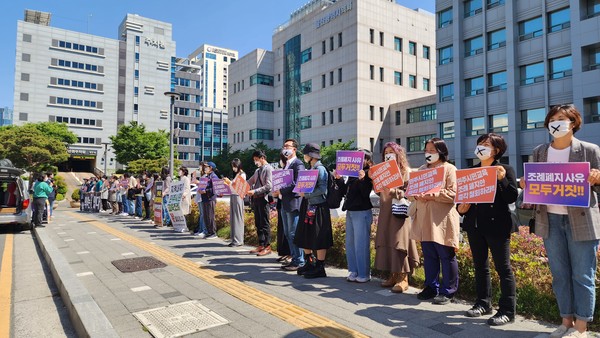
[391,198,411,219]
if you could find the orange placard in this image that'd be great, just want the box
[369,160,404,193]
[406,167,446,196]
[232,175,250,199]
[455,167,497,204]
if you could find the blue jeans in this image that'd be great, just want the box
[162,195,171,225]
[135,196,143,217]
[545,213,599,321]
[195,201,206,234]
[122,193,129,214]
[128,199,135,215]
[345,210,373,279]
[281,208,304,266]
[422,241,459,297]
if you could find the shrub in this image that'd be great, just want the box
[54,175,67,195]
[71,189,80,202]
[55,193,64,201]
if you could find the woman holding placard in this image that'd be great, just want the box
[520,104,600,338]
[457,133,518,326]
[373,143,419,292]
[225,158,246,247]
[409,138,460,305]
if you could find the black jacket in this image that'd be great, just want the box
[279,157,305,212]
[340,174,373,212]
[459,162,518,237]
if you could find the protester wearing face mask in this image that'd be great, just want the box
[200,162,220,239]
[457,133,518,326]
[409,138,460,305]
[246,151,274,256]
[226,159,246,247]
[191,162,207,237]
[175,167,192,233]
[519,104,600,338]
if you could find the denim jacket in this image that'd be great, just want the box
[304,161,328,205]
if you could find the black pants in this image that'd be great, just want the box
[467,229,516,316]
[276,204,290,256]
[101,199,109,211]
[33,197,46,226]
[252,198,271,247]
[202,199,216,236]
[143,198,151,219]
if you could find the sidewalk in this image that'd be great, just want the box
[35,208,561,338]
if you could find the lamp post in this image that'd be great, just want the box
[164,91,180,179]
[101,142,111,176]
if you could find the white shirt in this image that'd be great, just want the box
[284,156,297,170]
[546,145,571,215]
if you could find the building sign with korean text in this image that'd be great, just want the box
[316,1,353,28]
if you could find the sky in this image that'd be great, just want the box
[0,0,435,108]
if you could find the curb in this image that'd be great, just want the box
[33,226,119,338]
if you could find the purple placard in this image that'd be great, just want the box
[523,162,590,207]
[212,179,232,196]
[197,177,209,192]
[335,150,364,177]
[272,169,294,191]
[292,170,319,194]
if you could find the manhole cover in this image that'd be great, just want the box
[133,300,229,338]
[111,256,166,273]
[429,322,463,335]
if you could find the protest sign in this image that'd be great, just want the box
[213,179,232,196]
[153,181,163,225]
[272,169,294,191]
[293,170,319,194]
[166,181,187,232]
[455,167,497,204]
[369,160,404,193]
[231,175,250,199]
[406,167,446,196]
[197,177,209,192]
[523,162,590,207]
[335,150,364,177]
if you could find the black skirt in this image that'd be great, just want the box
[294,199,333,250]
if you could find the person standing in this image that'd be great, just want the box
[247,151,274,256]
[200,162,219,239]
[458,133,518,325]
[410,138,460,305]
[46,179,57,222]
[134,174,144,218]
[521,105,600,338]
[32,174,53,228]
[100,176,109,212]
[191,163,207,237]
[225,159,246,247]
[108,176,118,214]
[142,171,154,221]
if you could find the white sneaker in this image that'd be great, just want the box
[562,328,587,338]
[196,233,206,239]
[355,276,371,283]
[346,272,357,282]
[549,325,570,338]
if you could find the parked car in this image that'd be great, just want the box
[0,159,32,230]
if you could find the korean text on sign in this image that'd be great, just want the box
[369,160,404,193]
[272,169,294,191]
[212,179,232,196]
[455,167,497,204]
[292,170,319,194]
[197,177,209,192]
[405,167,446,197]
[335,150,365,177]
[523,162,590,207]
[231,175,250,199]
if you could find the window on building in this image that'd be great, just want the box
[338,32,343,47]
[520,62,545,85]
[369,28,374,43]
[301,80,312,94]
[549,55,572,79]
[464,0,483,18]
[330,36,334,51]
[369,65,374,80]
[439,83,454,102]
[441,121,455,139]
[300,116,312,129]
[438,7,453,28]
[488,29,506,50]
[423,46,430,59]
[465,76,484,96]
[488,71,507,91]
[379,67,384,82]
[322,111,326,126]
[465,36,483,56]
[22,53,31,62]
[22,34,32,42]
[249,100,274,112]
[487,0,505,9]
[423,78,430,91]
[301,48,312,63]
[370,105,374,120]
[249,129,274,140]
[369,138,375,152]
[394,71,402,85]
[466,117,486,136]
[407,104,437,123]
[489,113,509,133]
[394,37,402,51]
[21,73,30,81]
[380,107,384,121]
[409,41,417,55]
[519,16,543,41]
[408,134,436,152]
[548,7,571,33]
[330,110,334,124]
[338,68,342,83]
[395,110,401,125]
[322,74,326,88]
[583,45,600,71]
[322,40,326,55]
[584,96,600,123]
[409,75,416,88]
[438,45,453,65]
[338,107,343,122]
[586,0,600,18]
[379,32,384,46]
[330,71,334,85]
[521,108,546,129]
[20,93,29,101]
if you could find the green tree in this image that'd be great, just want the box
[126,158,181,175]
[109,121,170,165]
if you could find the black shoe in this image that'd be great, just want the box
[417,287,437,300]
[465,304,493,317]
[280,262,292,269]
[487,312,514,326]
[228,242,235,247]
[304,265,326,279]
[297,262,314,276]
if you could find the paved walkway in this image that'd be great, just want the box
[35,208,563,338]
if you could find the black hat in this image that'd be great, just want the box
[302,143,321,159]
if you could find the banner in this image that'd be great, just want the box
[335,150,364,177]
[369,160,404,193]
[213,179,232,196]
[197,177,209,193]
[293,170,319,194]
[455,167,497,204]
[523,162,590,207]
[166,181,187,232]
[153,181,163,225]
[231,175,250,199]
[406,167,446,196]
[272,169,294,191]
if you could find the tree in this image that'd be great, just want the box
[109,121,170,165]
[126,158,180,175]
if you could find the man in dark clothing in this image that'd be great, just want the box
[247,150,273,256]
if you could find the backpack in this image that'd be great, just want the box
[322,167,345,209]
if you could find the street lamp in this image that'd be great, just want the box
[164,91,180,178]
[101,142,111,176]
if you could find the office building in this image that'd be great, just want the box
[0,107,13,126]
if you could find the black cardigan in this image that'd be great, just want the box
[340,175,373,212]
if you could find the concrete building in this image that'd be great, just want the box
[0,107,13,126]
[435,0,600,173]
[228,0,436,152]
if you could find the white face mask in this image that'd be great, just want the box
[474,146,492,161]
[232,167,238,173]
[281,149,294,157]
[425,153,439,164]
[548,120,571,138]
[384,153,396,162]
[254,161,261,167]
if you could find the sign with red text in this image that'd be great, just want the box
[293,170,319,194]
[523,162,590,207]
[231,175,250,199]
[369,160,404,193]
[335,151,365,177]
[455,167,497,204]
[406,167,446,196]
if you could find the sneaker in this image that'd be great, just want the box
[196,233,206,239]
[297,262,314,276]
[487,311,515,326]
[346,272,358,282]
[304,264,326,279]
[205,234,218,240]
[433,294,452,305]
[550,326,572,338]
[355,276,371,283]
[465,304,493,317]
[417,287,438,300]
[562,328,587,338]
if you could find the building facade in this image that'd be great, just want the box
[0,107,13,126]
[435,0,600,173]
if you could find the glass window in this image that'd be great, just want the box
[249,100,274,112]
[330,36,334,51]
[394,37,402,52]
[379,32,384,46]
[322,74,326,88]
[489,113,509,133]
[438,7,453,28]
[548,8,570,33]
[408,134,436,152]
[487,0,505,9]
[423,78,430,91]
[330,110,334,124]
[488,29,506,50]
[409,75,416,88]
[394,71,402,85]
[369,29,374,44]
[488,71,507,91]
[521,108,546,129]
[300,116,312,130]
[407,104,437,123]
[438,45,453,65]
[584,46,600,71]
[379,107,384,121]
[423,46,430,59]
[441,121,455,139]
[322,111,326,125]
[301,80,312,94]
[249,129,274,140]
[338,68,342,83]
[587,0,600,18]
[584,96,600,123]
[465,36,483,57]
[519,16,543,41]
[520,62,545,85]
[465,76,484,96]
[439,83,454,102]
[549,55,572,79]
[409,41,416,55]
[250,73,274,86]
[395,110,401,125]
[322,40,326,55]
[369,65,374,80]
[370,105,374,120]
[338,107,342,122]
[465,0,483,18]
[301,48,312,63]
[338,32,343,47]
[379,67,384,82]
[466,117,486,136]
[330,71,334,85]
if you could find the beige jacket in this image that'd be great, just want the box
[409,161,460,248]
